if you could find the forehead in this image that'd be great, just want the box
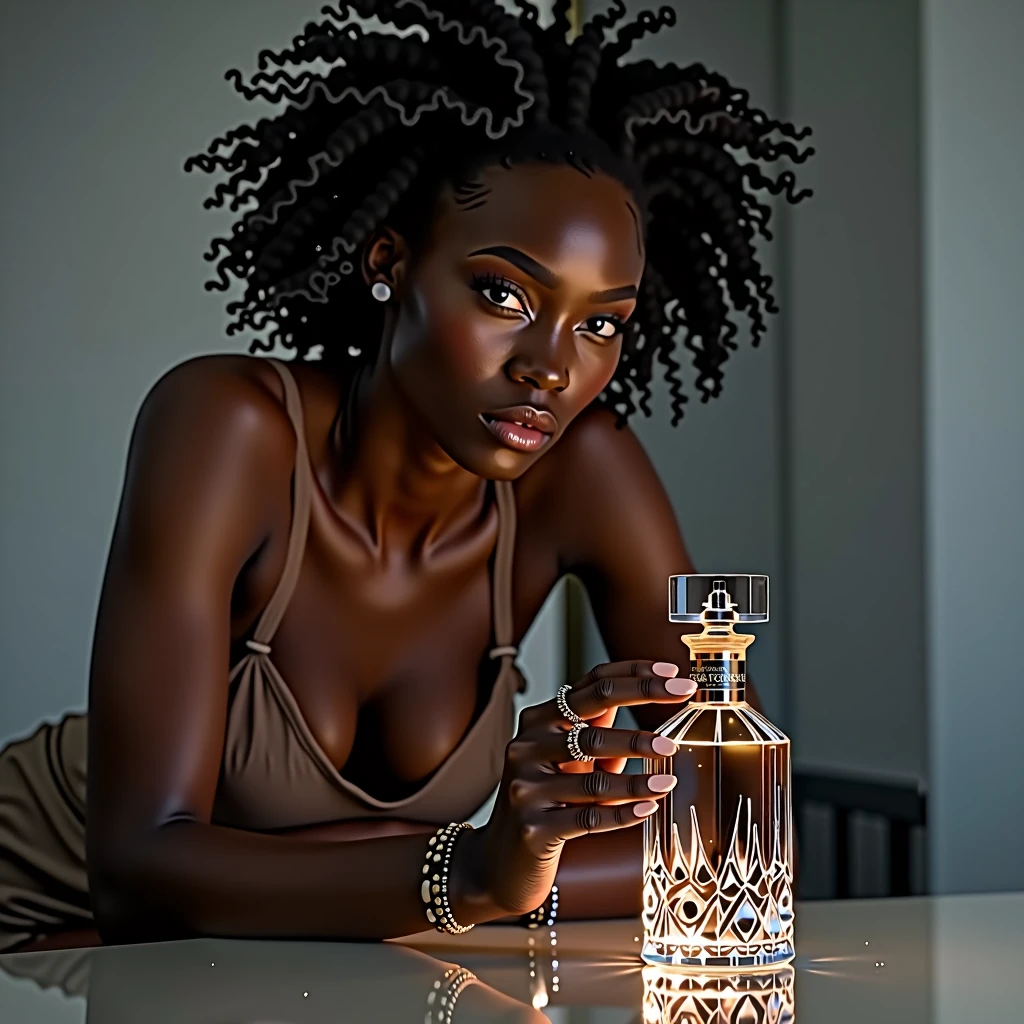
[425,162,645,285]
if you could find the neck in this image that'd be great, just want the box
[325,353,488,562]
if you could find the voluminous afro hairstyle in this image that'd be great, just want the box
[186,0,813,426]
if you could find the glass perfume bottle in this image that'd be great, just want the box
[641,574,794,969]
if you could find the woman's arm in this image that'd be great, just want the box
[85,357,494,942]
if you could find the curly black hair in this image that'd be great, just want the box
[186,0,812,426]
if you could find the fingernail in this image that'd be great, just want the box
[647,774,677,793]
[634,801,659,817]
[653,662,679,677]
[652,736,678,757]
[665,677,698,696]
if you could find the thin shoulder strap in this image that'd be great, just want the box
[487,479,518,663]
[248,359,314,651]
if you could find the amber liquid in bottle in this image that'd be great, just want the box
[641,578,794,969]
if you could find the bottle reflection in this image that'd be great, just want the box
[525,926,560,1010]
[642,964,795,1024]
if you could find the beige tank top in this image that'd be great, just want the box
[211,359,528,829]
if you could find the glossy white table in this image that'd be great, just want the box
[1,892,1020,1022]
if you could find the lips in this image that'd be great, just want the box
[480,405,557,454]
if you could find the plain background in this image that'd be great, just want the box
[1,0,1021,899]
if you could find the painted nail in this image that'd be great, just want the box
[651,736,678,757]
[653,662,679,677]
[647,774,677,793]
[665,677,698,696]
[633,801,659,817]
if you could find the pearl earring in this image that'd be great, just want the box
[371,281,391,302]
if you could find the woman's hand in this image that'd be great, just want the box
[556,659,687,776]
[457,660,697,918]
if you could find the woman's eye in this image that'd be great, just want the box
[480,283,527,314]
[581,316,622,339]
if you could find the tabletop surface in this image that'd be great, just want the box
[1,892,1020,1023]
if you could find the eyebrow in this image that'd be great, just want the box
[590,284,638,303]
[467,245,637,304]
[468,246,560,289]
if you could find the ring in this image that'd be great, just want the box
[566,721,593,762]
[556,683,584,725]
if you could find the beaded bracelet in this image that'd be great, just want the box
[521,884,559,928]
[421,822,475,934]
[425,966,477,1024]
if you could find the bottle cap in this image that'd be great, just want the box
[668,574,769,623]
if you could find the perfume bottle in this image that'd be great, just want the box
[641,574,794,969]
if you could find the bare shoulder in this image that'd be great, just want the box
[113,354,305,574]
[519,403,659,515]
[517,404,682,573]
[139,352,290,430]
[133,353,297,476]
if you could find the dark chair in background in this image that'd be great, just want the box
[793,770,927,898]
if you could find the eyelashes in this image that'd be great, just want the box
[468,273,627,340]
[469,272,531,316]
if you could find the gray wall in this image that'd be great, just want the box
[922,0,1024,895]
[0,1,317,740]
[784,0,926,784]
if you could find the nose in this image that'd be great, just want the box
[507,324,571,393]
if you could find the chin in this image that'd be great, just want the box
[440,430,532,481]
[449,441,517,480]
[434,407,556,479]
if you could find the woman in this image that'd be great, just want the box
[0,0,811,951]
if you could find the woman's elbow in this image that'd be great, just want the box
[87,833,196,944]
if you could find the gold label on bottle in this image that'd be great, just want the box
[690,658,746,687]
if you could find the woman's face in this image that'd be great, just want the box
[382,161,645,478]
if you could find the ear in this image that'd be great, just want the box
[362,227,410,296]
